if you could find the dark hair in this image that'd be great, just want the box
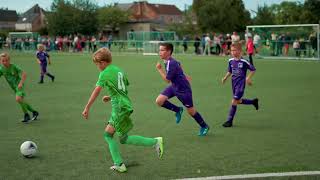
[159,42,174,55]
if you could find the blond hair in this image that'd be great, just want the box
[231,43,242,51]
[37,44,45,51]
[92,47,112,63]
[0,52,10,61]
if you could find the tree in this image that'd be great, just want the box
[192,0,251,33]
[47,0,98,36]
[302,0,320,23]
[97,5,129,32]
[271,2,303,24]
[253,4,275,25]
[166,7,200,37]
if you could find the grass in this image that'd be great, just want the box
[0,52,320,180]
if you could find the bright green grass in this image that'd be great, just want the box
[1,52,320,180]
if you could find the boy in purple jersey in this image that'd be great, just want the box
[156,43,209,136]
[221,43,259,127]
[36,44,55,84]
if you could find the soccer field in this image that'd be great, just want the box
[1,52,320,180]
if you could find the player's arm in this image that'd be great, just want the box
[246,70,255,86]
[82,86,102,119]
[222,72,231,84]
[47,53,51,65]
[36,57,41,64]
[156,62,170,83]
[246,63,256,86]
[18,71,27,89]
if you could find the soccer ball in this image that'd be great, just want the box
[20,141,37,158]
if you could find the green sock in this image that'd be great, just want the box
[18,102,28,113]
[23,102,35,112]
[103,132,122,166]
[125,135,157,147]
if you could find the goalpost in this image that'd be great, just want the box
[127,31,176,56]
[246,24,320,60]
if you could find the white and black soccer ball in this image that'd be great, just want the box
[20,141,37,158]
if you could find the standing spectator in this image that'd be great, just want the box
[309,32,317,57]
[182,36,188,54]
[215,34,221,55]
[203,33,211,56]
[107,35,113,50]
[246,34,254,65]
[293,39,300,57]
[271,32,277,56]
[253,33,261,55]
[201,34,206,54]
[193,35,201,55]
[244,30,252,43]
[284,32,291,56]
[226,34,232,55]
[299,37,307,57]
[231,31,240,44]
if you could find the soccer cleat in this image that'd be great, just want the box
[253,98,259,110]
[198,126,210,136]
[155,137,164,159]
[32,111,39,121]
[38,81,44,84]
[110,163,127,173]
[222,121,233,128]
[175,107,184,124]
[51,76,55,82]
[21,113,31,123]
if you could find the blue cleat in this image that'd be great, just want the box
[175,107,184,124]
[198,126,210,136]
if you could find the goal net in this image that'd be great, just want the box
[143,41,160,56]
[246,24,319,60]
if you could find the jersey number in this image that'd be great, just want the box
[118,72,126,91]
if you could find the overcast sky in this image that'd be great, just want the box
[1,0,304,16]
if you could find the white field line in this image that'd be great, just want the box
[180,171,320,180]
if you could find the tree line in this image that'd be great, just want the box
[45,0,319,37]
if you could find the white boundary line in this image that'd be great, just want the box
[180,171,320,180]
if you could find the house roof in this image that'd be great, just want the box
[0,9,18,22]
[17,4,45,23]
[150,4,182,15]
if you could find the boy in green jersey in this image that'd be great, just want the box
[0,53,39,123]
[82,48,163,173]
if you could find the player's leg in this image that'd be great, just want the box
[120,134,163,159]
[117,112,164,158]
[223,98,240,127]
[104,124,127,173]
[241,98,259,110]
[177,92,209,135]
[16,96,30,122]
[39,64,45,83]
[156,86,183,123]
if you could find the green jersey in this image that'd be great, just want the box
[96,64,132,111]
[0,64,23,91]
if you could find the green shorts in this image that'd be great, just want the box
[108,108,133,136]
[15,87,26,97]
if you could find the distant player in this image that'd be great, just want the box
[155,42,210,136]
[36,44,55,84]
[221,43,259,127]
[0,53,39,123]
[82,47,163,173]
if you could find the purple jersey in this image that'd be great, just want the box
[164,57,191,93]
[228,57,256,99]
[36,51,49,63]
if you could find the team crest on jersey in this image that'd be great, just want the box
[238,63,243,68]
